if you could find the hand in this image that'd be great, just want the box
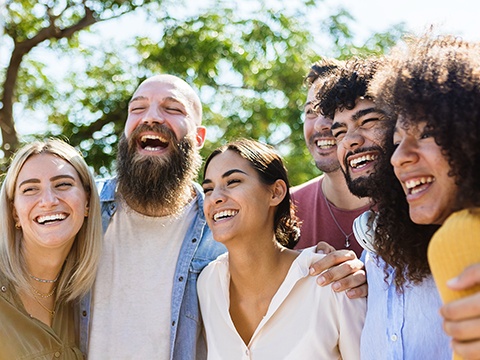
[310,247,367,299]
[315,241,336,255]
[441,264,480,359]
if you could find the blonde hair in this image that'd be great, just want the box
[0,139,102,303]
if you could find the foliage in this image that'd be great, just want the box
[0,0,405,185]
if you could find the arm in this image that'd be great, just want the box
[311,241,367,299]
[440,264,480,359]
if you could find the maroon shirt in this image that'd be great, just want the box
[291,176,370,257]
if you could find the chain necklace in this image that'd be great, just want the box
[28,272,60,284]
[31,291,56,318]
[31,285,56,298]
[322,183,353,248]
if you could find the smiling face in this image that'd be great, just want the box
[331,98,390,198]
[13,153,89,253]
[125,75,206,157]
[304,79,340,173]
[202,150,284,245]
[391,118,458,225]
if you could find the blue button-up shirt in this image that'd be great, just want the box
[79,178,226,360]
[361,251,452,360]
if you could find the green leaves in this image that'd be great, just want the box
[1,0,405,183]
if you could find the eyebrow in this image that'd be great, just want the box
[129,95,186,107]
[18,174,76,188]
[202,169,247,185]
[331,107,383,131]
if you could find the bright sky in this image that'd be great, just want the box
[3,0,480,137]
[325,0,480,41]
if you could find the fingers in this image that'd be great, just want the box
[451,339,480,360]
[315,241,336,255]
[309,249,357,276]
[441,292,480,321]
[309,249,367,297]
[346,283,368,299]
[444,316,480,342]
[448,263,480,291]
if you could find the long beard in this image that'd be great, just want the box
[116,124,202,215]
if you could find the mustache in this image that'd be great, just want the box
[129,123,178,145]
[308,131,335,143]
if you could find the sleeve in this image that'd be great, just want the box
[335,291,366,360]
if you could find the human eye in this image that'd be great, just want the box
[202,186,213,195]
[305,107,317,119]
[21,186,38,194]
[227,178,241,186]
[332,128,345,141]
[56,182,74,189]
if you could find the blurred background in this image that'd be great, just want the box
[1,0,478,184]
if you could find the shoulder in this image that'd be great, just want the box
[290,176,323,195]
[439,208,480,233]
[198,253,229,287]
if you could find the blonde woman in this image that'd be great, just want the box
[0,139,102,358]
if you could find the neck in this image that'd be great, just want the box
[227,238,297,293]
[322,170,371,210]
[122,186,195,217]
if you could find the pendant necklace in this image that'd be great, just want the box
[322,183,353,248]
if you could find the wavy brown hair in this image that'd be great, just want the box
[203,138,300,249]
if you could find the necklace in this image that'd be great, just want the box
[31,291,55,318]
[322,184,353,248]
[31,285,56,298]
[28,272,60,284]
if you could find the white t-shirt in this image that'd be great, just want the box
[88,198,195,360]
[198,246,366,360]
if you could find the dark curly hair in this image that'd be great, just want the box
[367,125,440,289]
[304,58,344,88]
[367,33,480,289]
[370,33,480,211]
[316,58,381,119]
[203,138,301,249]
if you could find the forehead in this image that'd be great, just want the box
[306,78,322,104]
[206,151,251,174]
[333,99,376,124]
[17,153,77,180]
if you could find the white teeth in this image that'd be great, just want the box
[405,177,435,193]
[213,210,238,222]
[36,213,67,224]
[349,154,377,168]
[316,139,335,149]
[140,135,167,142]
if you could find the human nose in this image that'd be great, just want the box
[209,187,226,205]
[391,138,418,169]
[341,128,364,150]
[39,188,60,207]
[141,106,165,126]
[314,115,332,133]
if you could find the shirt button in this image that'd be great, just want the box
[54,351,61,357]
[391,334,398,342]
[178,276,184,282]
[1,286,6,292]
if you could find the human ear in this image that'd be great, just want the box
[195,126,207,148]
[270,179,287,206]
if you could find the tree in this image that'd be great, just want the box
[0,0,160,164]
[1,0,405,184]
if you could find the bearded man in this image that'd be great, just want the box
[79,74,367,360]
[80,74,226,360]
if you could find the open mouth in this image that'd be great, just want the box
[213,210,238,222]
[405,176,435,195]
[316,139,336,150]
[139,135,169,151]
[349,153,377,169]
[35,213,67,225]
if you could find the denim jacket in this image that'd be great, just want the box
[79,177,226,360]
